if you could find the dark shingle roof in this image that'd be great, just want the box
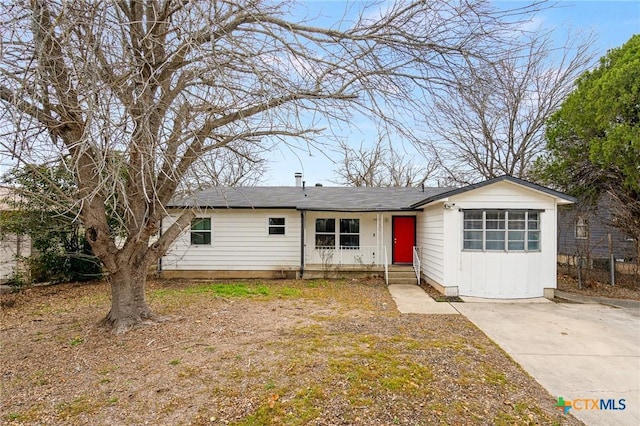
[169,186,451,211]
[169,176,574,212]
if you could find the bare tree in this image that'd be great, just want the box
[333,139,436,187]
[333,141,386,187]
[0,0,540,332]
[426,31,594,185]
[181,144,268,192]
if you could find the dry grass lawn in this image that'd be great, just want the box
[1,278,582,425]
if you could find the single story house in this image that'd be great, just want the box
[161,175,575,299]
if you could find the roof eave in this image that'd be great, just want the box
[410,176,576,208]
[298,207,421,212]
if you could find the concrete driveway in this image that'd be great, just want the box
[453,300,640,425]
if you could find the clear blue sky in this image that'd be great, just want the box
[262,0,640,186]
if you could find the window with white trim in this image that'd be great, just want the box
[191,218,211,245]
[463,210,540,251]
[575,216,588,239]
[268,217,286,235]
[315,218,335,247]
[315,218,360,249]
[339,218,360,249]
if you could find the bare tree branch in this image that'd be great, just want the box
[425,30,595,185]
[333,138,437,187]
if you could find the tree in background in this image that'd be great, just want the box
[0,0,542,332]
[333,139,437,187]
[180,144,269,192]
[426,31,594,184]
[535,35,640,262]
[1,163,102,282]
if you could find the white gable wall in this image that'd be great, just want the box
[416,204,445,286]
[161,209,301,271]
[441,181,558,298]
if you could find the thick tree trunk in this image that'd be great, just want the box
[102,260,156,334]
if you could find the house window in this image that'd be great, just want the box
[463,210,540,252]
[340,219,360,249]
[191,218,211,245]
[527,212,540,251]
[268,217,286,235]
[575,216,588,239]
[462,210,483,250]
[486,211,506,250]
[315,218,335,247]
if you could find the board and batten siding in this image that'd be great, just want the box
[416,205,445,286]
[161,209,301,271]
[433,181,559,298]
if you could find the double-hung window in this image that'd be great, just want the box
[315,218,336,247]
[191,218,211,245]
[575,216,588,239]
[315,218,360,249]
[463,210,540,252]
[268,217,286,235]
[339,219,360,249]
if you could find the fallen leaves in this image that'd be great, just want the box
[0,279,583,425]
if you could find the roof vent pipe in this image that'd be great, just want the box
[294,172,302,187]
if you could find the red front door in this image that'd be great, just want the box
[393,216,416,263]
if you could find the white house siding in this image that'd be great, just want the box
[303,211,416,266]
[161,209,301,272]
[304,211,380,266]
[416,205,445,286]
[441,181,559,298]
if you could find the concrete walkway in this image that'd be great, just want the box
[388,284,640,424]
[453,300,640,425]
[387,284,458,314]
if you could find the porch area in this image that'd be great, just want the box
[302,245,420,286]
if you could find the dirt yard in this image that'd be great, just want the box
[1,278,581,425]
[557,264,640,301]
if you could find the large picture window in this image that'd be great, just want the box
[315,218,335,247]
[339,219,360,249]
[463,210,540,252]
[191,218,211,245]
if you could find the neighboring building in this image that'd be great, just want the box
[0,188,31,283]
[558,194,638,266]
[161,175,574,299]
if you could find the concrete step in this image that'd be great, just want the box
[388,277,418,285]
[387,271,416,279]
[388,265,414,272]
